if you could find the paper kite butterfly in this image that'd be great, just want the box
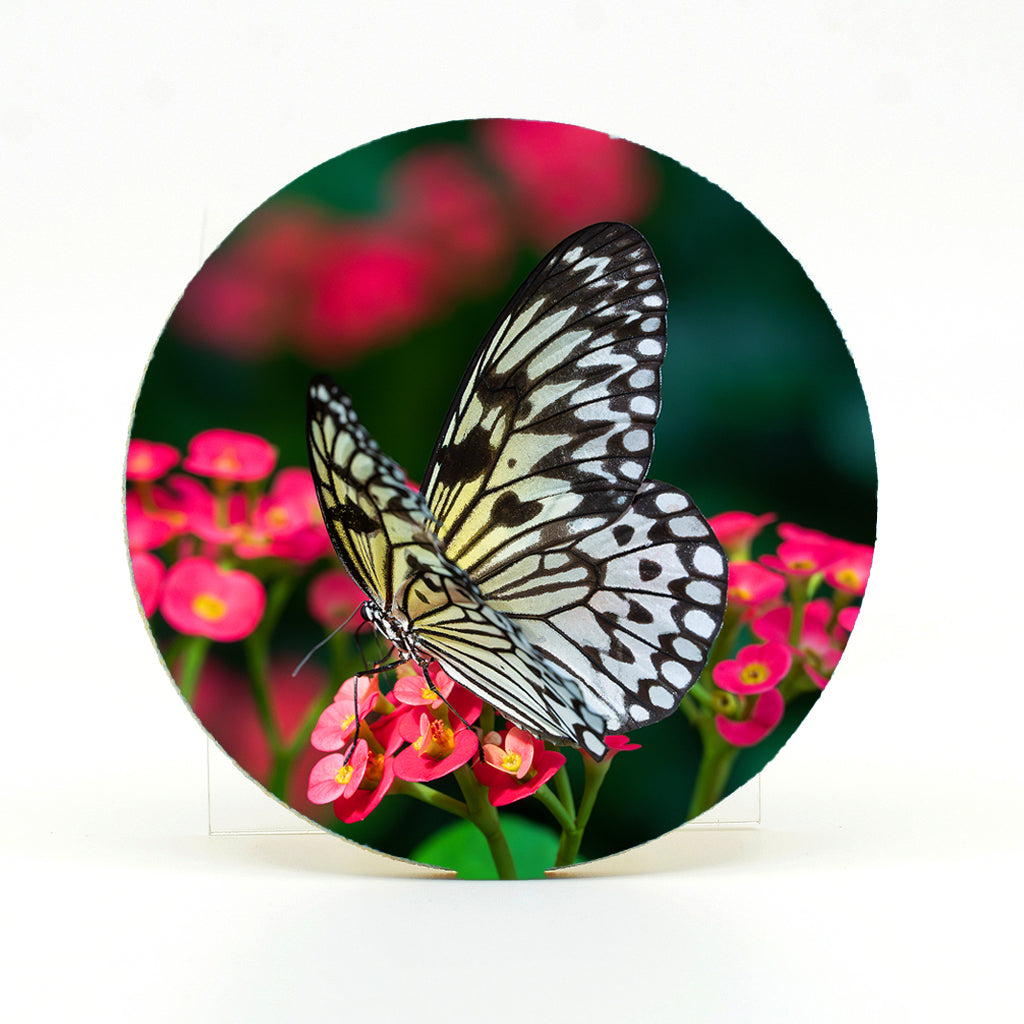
[306,222,728,759]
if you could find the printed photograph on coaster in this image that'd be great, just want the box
[125,118,875,878]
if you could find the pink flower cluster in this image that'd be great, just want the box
[306,663,639,824]
[126,431,339,642]
[705,511,873,748]
[170,120,657,363]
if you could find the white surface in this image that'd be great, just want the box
[3,3,1022,1021]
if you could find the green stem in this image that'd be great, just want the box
[553,754,613,868]
[532,783,576,833]
[687,729,739,820]
[453,765,517,879]
[176,635,211,702]
[391,780,469,819]
[553,766,576,820]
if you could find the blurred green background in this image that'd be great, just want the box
[131,118,875,866]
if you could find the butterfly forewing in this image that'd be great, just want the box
[421,222,668,581]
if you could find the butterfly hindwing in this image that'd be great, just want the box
[421,222,668,581]
[475,481,728,730]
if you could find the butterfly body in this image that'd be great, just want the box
[307,223,728,758]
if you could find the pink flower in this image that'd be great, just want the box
[159,556,266,641]
[125,491,182,551]
[310,675,381,752]
[726,561,787,608]
[308,740,371,804]
[183,429,278,482]
[713,641,792,695]
[307,569,367,631]
[837,606,859,634]
[752,598,841,675]
[392,711,479,783]
[478,119,657,245]
[472,727,566,805]
[761,539,845,578]
[823,542,873,596]
[387,146,511,291]
[126,439,180,481]
[170,204,328,360]
[392,664,457,709]
[298,225,439,360]
[603,735,641,758]
[708,511,776,559]
[715,688,785,747]
[334,754,397,823]
[131,551,165,617]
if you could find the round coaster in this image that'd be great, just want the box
[126,118,875,878]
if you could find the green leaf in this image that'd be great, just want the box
[409,815,562,879]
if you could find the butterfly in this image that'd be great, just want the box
[306,222,728,759]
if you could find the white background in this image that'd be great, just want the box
[3,2,1022,1021]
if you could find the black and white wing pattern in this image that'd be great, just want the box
[474,482,727,732]
[307,222,728,757]
[421,222,669,579]
[307,375,613,757]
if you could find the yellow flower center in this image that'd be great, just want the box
[739,662,770,687]
[192,592,227,621]
[733,585,752,600]
[212,448,242,474]
[418,719,455,759]
[334,764,354,786]
[129,452,153,473]
[789,557,814,571]
[266,506,289,528]
[501,751,522,774]
[835,568,861,588]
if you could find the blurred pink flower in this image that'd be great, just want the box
[126,439,180,481]
[387,146,512,291]
[125,491,182,551]
[159,556,266,641]
[478,120,657,245]
[708,511,776,560]
[307,569,366,631]
[713,640,792,695]
[131,550,165,617]
[715,688,785,747]
[823,542,873,596]
[297,225,439,360]
[726,561,786,608]
[183,429,278,482]
[752,598,841,675]
[171,204,327,360]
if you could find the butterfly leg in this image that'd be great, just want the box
[421,660,475,735]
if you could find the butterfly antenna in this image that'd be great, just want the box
[291,606,363,677]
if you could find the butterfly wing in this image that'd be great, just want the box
[475,481,728,730]
[306,375,442,606]
[420,222,668,580]
[394,568,612,757]
[307,374,612,756]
